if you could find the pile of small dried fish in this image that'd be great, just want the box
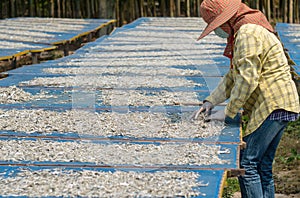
[100,89,199,106]
[0,139,229,165]
[0,86,52,104]
[58,58,210,67]
[0,109,224,138]
[0,169,204,197]
[0,41,43,49]
[19,75,202,88]
[43,66,203,76]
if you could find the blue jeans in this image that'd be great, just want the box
[238,119,288,198]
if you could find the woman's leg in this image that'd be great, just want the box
[258,122,287,198]
[238,120,288,198]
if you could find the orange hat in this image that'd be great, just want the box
[197,0,241,40]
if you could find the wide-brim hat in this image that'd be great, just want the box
[197,0,241,40]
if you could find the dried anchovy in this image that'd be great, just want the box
[0,86,53,104]
[0,41,45,49]
[0,34,52,43]
[0,29,54,38]
[0,169,204,197]
[19,75,203,88]
[101,89,199,106]
[0,109,224,139]
[58,57,216,67]
[0,18,88,32]
[43,66,203,76]
[0,139,229,165]
[70,49,221,59]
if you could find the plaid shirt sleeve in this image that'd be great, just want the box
[205,71,234,106]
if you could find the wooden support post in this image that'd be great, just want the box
[98,27,107,37]
[63,43,70,57]
[0,73,9,79]
[10,57,17,69]
[240,141,247,150]
[31,52,40,64]
[227,169,245,177]
[87,33,93,42]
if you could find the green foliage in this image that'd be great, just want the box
[241,115,249,135]
[222,178,240,198]
[284,118,300,137]
[276,119,300,166]
[277,148,300,164]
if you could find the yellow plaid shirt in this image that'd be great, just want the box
[206,24,300,135]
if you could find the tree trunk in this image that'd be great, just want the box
[186,0,190,17]
[91,0,95,17]
[66,0,73,18]
[196,0,201,16]
[131,0,135,19]
[10,0,15,17]
[98,0,107,18]
[108,0,115,19]
[86,0,91,18]
[289,0,293,23]
[160,0,167,17]
[295,0,299,23]
[176,0,180,16]
[266,0,271,20]
[283,0,288,22]
[116,0,120,25]
[75,0,81,18]
[29,0,34,16]
[139,0,144,17]
[62,0,66,18]
[57,0,61,18]
[0,2,2,19]
[51,0,55,17]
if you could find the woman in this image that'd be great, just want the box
[194,0,300,197]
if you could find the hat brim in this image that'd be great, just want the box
[197,0,241,41]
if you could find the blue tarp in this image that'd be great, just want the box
[0,17,242,197]
[0,17,115,60]
[276,22,300,74]
[0,165,226,198]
